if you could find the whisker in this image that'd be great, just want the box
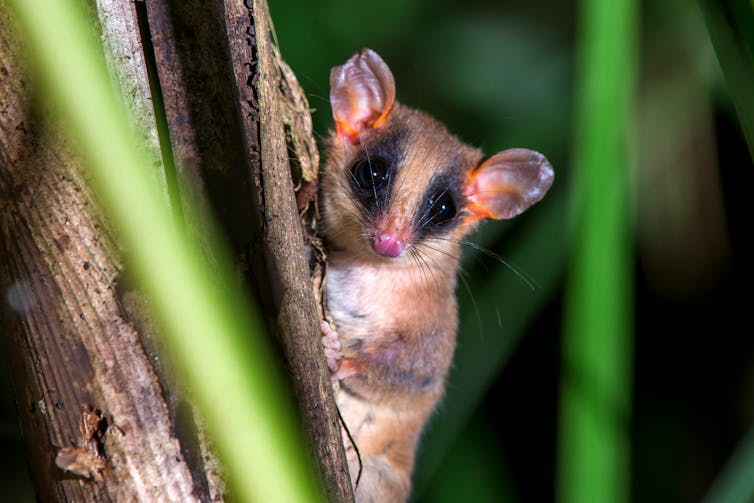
[408,249,431,290]
[358,143,381,211]
[417,186,452,230]
[457,265,483,338]
[431,236,539,291]
[410,247,444,294]
[383,154,394,212]
[412,242,481,333]
[413,242,459,294]
[415,240,462,265]
[462,241,539,290]
[310,128,327,142]
[306,91,330,106]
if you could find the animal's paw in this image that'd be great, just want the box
[321,321,343,373]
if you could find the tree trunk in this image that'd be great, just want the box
[0,0,352,501]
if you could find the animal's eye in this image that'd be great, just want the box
[426,191,457,227]
[351,158,389,190]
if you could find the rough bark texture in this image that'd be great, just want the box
[226,2,354,501]
[0,6,212,500]
[140,0,351,499]
[1,0,352,501]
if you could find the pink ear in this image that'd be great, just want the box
[464,148,554,221]
[330,49,396,143]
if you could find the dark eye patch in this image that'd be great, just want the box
[423,189,457,228]
[346,127,407,216]
[351,158,389,191]
[414,163,464,239]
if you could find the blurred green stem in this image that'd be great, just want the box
[558,0,637,502]
[6,0,321,501]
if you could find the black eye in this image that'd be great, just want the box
[426,191,457,227]
[351,158,389,190]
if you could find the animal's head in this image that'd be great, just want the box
[321,49,553,265]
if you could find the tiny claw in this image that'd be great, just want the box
[321,321,343,373]
[326,355,340,374]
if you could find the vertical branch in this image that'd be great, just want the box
[224,1,354,501]
[121,0,353,499]
[142,0,254,261]
[3,0,347,499]
[0,6,206,501]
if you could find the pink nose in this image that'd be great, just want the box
[373,232,405,258]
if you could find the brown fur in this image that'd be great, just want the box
[320,103,484,502]
[321,48,552,502]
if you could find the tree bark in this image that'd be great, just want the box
[227,2,353,501]
[0,5,213,499]
[0,0,352,501]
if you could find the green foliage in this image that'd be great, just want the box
[558,0,636,501]
[2,0,753,500]
[701,0,754,160]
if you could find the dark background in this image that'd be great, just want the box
[2,0,752,501]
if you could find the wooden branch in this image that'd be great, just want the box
[1,0,351,499]
[142,0,255,262]
[0,6,215,500]
[141,0,352,499]
[225,1,354,500]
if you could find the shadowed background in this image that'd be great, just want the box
[2,0,752,501]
